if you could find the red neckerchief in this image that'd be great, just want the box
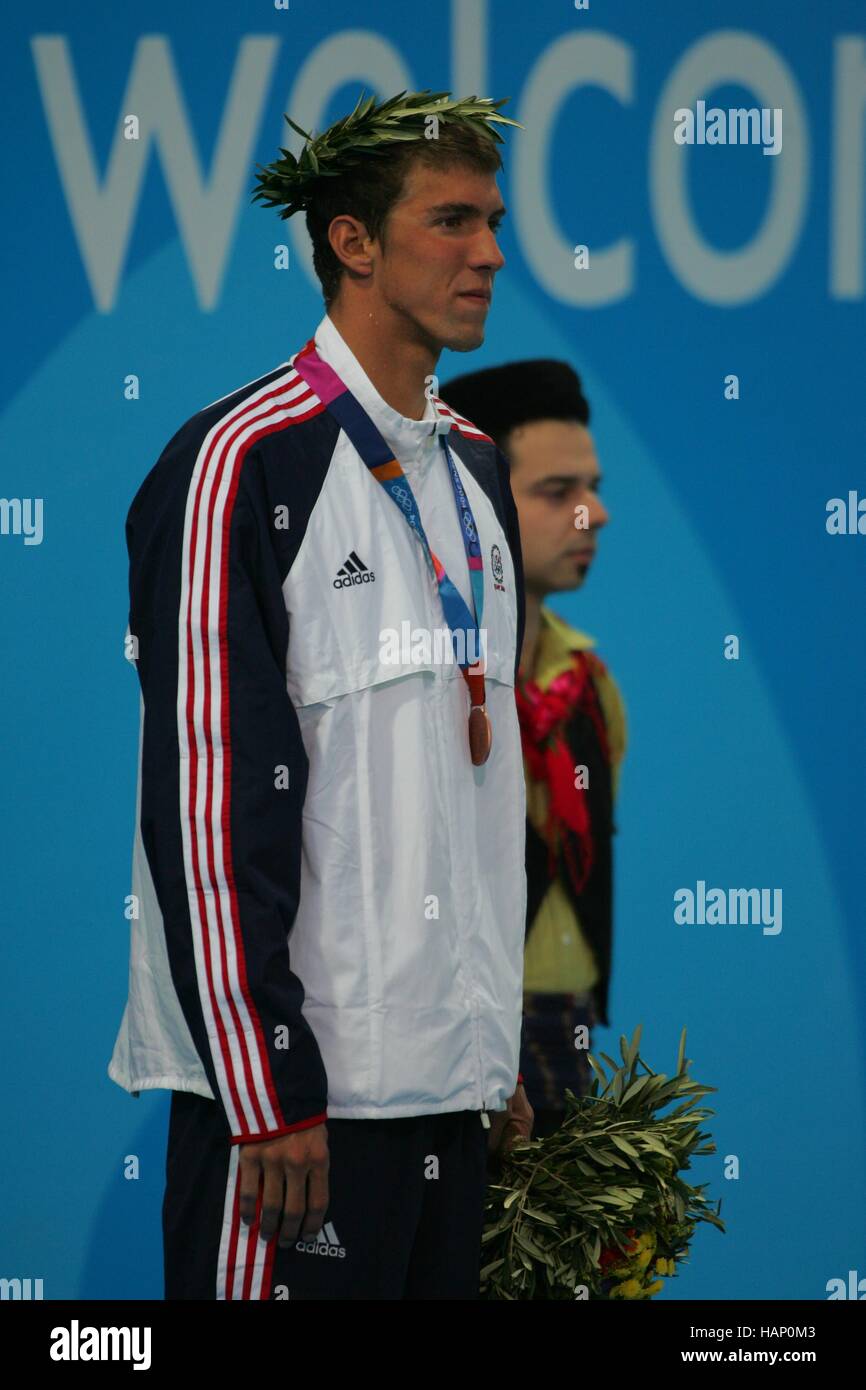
[515,648,611,898]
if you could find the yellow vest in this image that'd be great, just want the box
[521,606,627,994]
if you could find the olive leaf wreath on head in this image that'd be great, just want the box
[250,89,523,220]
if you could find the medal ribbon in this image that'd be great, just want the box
[292,339,486,711]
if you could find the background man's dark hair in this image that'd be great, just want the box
[306,122,503,307]
[439,359,591,463]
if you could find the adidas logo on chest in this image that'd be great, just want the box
[333,550,375,589]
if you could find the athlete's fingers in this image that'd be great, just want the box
[258,1160,287,1242]
[277,1161,309,1247]
[237,1149,263,1227]
[298,1151,330,1239]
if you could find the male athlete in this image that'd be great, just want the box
[109,91,533,1300]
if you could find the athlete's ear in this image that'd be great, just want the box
[327,215,375,281]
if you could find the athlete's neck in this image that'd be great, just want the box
[327,300,438,422]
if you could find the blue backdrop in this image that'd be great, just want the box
[2,0,864,1300]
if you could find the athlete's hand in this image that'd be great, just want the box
[238,1123,330,1246]
[487,1083,534,1159]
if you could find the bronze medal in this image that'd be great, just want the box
[468,704,492,766]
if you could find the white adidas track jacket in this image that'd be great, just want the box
[108,312,527,1141]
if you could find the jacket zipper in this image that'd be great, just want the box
[425,488,490,1125]
[438,639,488,1122]
[473,992,487,1117]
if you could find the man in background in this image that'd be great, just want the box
[440,360,627,1138]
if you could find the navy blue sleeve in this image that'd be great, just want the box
[128,424,329,1144]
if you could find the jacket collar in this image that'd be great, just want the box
[313,313,454,474]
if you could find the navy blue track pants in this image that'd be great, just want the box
[163,1090,491,1300]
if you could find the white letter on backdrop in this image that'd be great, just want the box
[31,35,279,311]
[650,31,808,304]
[514,33,634,306]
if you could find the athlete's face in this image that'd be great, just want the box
[506,420,610,596]
[374,162,506,355]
